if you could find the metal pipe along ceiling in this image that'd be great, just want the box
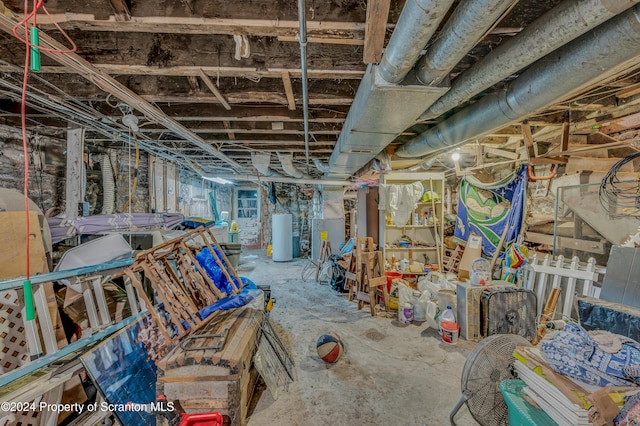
[420,0,640,119]
[415,0,516,86]
[298,0,311,172]
[396,4,640,158]
[377,0,455,83]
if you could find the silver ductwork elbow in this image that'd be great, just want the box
[278,152,311,178]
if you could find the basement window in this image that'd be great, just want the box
[237,189,259,219]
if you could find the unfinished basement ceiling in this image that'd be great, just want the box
[0,0,640,179]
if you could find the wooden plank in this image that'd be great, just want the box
[525,232,606,254]
[223,121,236,141]
[599,111,640,134]
[561,120,570,152]
[363,0,391,64]
[483,146,518,160]
[529,156,568,165]
[65,126,84,219]
[108,0,131,21]
[0,212,47,279]
[37,14,367,37]
[615,82,640,99]
[277,35,364,45]
[566,156,640,173]
[521,121,535,158]
[140,93,354,105]
[0,64,365,79]
[281,71,296,111]
[198,69,232,110]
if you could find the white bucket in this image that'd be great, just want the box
[441,321,459,345]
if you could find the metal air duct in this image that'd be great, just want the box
[414,0,516,86]
[396,4,640,158]
[278,152,311,178]
[421,0,640,119]
[378,0,455,83]
[251,152,283,176]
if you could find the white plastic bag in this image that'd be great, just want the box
[425,301,439,329]
[413,290,430,322]
[397,281,415,322]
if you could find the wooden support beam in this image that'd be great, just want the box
[65,126,85,220]
[363,0,391,64]
[186,75,200,93]
[37,13,367,37]
[222,121,235,141]
[198,69,231,110]
[281,71,296,111]
[484,147,518,160]
[277,35,364,45]
[0,64,365,79]
[529,157,569,165]
[599,111,640,134]
[139,94,354,105]
[108,0,131,21]
[561,120,570,152]
[521,121,535,158]
[615,82,640,99]
[475,143,483,166]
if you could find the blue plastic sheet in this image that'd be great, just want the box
[195,246,240,295]
[198,278,259,320]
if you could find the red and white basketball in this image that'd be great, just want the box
[316,333,344,363]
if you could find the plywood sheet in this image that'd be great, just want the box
[0,211,47,279]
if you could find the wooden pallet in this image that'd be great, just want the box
[118,226,243,343]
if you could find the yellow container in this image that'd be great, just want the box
[389,297,399,310]
[320,231,328,241]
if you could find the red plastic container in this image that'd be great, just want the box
[384,271,403,293]
[179,412,223,426]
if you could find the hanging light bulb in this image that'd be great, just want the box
[122,113,139,132]
[451,152,461,161]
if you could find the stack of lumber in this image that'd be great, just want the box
[514,346,597,426]
[157,306,263,425]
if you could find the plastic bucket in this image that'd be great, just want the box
[441,321,459,345]
[384,271,403,293]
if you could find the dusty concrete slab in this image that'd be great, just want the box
[240,251,479,426]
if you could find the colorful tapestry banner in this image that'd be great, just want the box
[454,166,527,259]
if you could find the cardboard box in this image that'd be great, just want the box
[458,233,483,280]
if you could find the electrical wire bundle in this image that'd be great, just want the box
[599,151,640,217]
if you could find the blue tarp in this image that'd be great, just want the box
[195,246,241,295]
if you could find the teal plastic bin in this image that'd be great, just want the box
[500,380,558,426]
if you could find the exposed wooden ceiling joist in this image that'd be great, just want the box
[0,64,365,79]
[198,69,232,110]
[37,13,368,37]
[0,7,241,170]
[363,0,391,64]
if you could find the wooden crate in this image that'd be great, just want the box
[157,306,263,425]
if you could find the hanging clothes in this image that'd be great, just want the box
[379,182,424,226]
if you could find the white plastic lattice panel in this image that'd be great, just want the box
[0,290,30,373]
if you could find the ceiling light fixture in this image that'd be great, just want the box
[451,152,461,161]
[122,113,139,132]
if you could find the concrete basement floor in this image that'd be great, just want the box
[238,250,480,426]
